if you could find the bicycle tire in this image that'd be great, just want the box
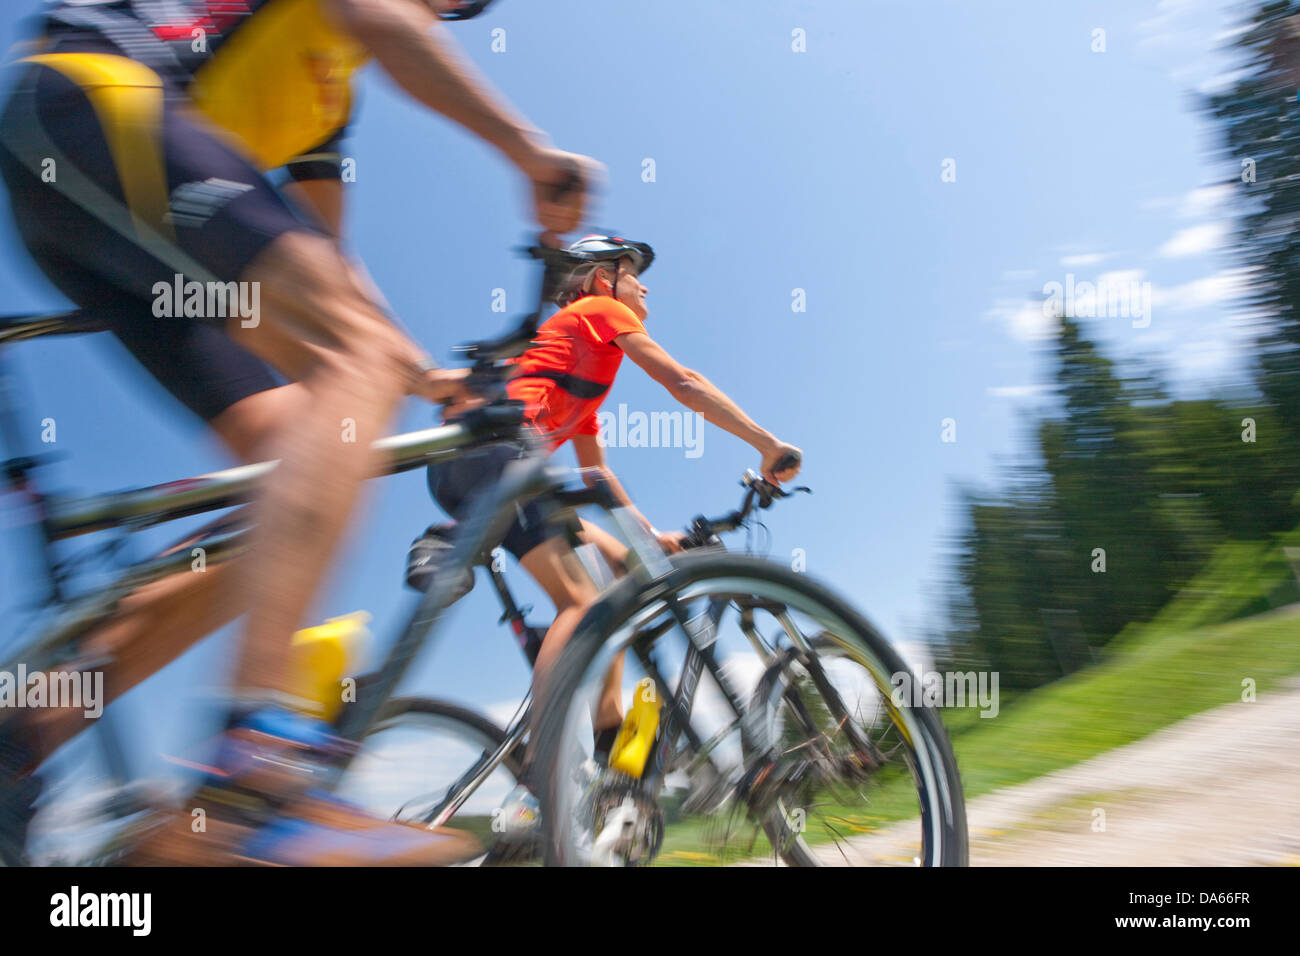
[336,696,526,852]
[532,552,969,866]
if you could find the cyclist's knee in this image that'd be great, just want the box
[325,326,419,393]
[521,542,600,611]
[542,576,596,613]
[210,385,305,462]
[236,232,422,390]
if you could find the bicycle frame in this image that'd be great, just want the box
[0,326,691,838]
[0,311,806,860]
[400,586,777,831]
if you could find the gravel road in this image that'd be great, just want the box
[806,675,1300,866]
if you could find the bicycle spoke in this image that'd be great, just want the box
[535,555,967,866]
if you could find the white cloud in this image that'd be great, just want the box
[1060,252,1108,267]
[1150,268,1249,312]
[1143,185,1233,220]
[1180,184,1232,218]
[984,297,1059,343]
[1197,67,1255,95]
[1096,268,1147,287]
[1135,0,1237,98]
[1167,337,1239,376]
[1158,221,1228,258]
[1211,22,1252,44]
[987,385,1055,400]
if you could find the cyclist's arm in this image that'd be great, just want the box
[326,0,550,174]
[283,179,344,236]
[571,434,648,525]
[615,332,800,483]
[278,128,350,235]
[571,433,685,552]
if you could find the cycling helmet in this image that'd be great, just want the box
[438,0,497,21]
[554,235,655,306]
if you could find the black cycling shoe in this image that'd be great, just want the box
[0,732,43,865]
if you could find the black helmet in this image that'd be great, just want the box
[438,0,497,21]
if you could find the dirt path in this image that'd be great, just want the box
[809,675,1300,866]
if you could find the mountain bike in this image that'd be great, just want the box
[1,244,967,866]
[530,477,970,866]
[0,243,617,864]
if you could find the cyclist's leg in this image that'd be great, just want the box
[210,383,308,461]
[519,539,626,733]
[20,386,307,767]
[576,518,629,576]
[1,47,477,863]
[498,503,626,733]
[427,446,626,732]
[0,46,316,755]
[0,44,422,699]
[221,230,431,694]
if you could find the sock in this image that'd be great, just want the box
[592,726,619,765]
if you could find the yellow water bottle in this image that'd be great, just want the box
[608,678,662,778]
[289,611,371,721]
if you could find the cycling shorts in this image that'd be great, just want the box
[0,33,324,421]
[426,442,567,562]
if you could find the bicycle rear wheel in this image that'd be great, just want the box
[332,696,526,860]
[532,553,968,866]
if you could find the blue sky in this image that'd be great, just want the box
[0,1,1252,776]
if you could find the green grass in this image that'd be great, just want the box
[637,531,1300,862]
[1110,536,1300,649]
[644,596,1300,861]
[837,530,1300,835]
[946,608,1300,803]
[940,527,1300,808]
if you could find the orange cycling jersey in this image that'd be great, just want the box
[507,295,646,448]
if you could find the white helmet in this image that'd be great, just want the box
[555,235,654,305]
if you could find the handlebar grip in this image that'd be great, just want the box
[548,161,584,202]
[771,451,801,475]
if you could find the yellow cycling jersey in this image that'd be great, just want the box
[42,0,371,172]
[187,0,370,171]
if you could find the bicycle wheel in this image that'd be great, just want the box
[332,696,527,860]
[747,633,968,865]
[532,553,968,867]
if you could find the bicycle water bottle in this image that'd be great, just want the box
[289,611,371,721]
[608,678,662,778]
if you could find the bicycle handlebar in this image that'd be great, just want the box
[682,469,810,549]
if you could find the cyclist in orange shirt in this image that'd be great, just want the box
[417,235,802,833]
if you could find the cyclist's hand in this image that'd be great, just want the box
[761,441,802,486]
[655,530,688,554]
[521,148,604,245]
[418,367,483,417]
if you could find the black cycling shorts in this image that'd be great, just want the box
[0,33,322,422]
[426,442,564,562]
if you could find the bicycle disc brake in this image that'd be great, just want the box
[588,781,663,866]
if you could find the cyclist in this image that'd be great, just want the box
[0,0,601,865]
[414,235,802,833]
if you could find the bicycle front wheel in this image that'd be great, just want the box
[532,553,968,867]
